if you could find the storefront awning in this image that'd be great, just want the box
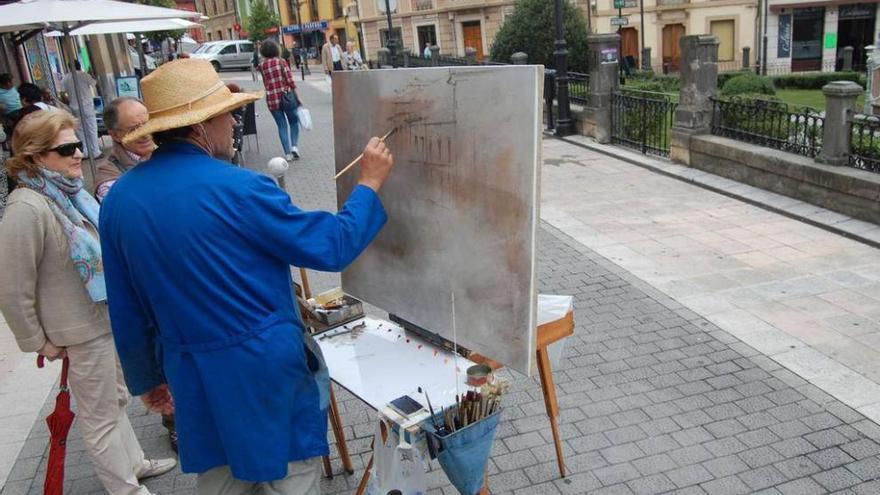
[282,20,329,35]
[771,0,880,12]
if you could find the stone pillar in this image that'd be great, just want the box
[377,48,390,68]
[641,47,651,71]
[430,45,440,66]
[843,46,854,71]
[586,33,620,143]
[511,52,528,65]
[818,81,862,166]
[465,47,478,65]
[742,46,750,70]
[403,51,411,67]
[670,35,719,165]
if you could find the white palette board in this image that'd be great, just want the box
[333,66,544,376]
[317,316,475,425]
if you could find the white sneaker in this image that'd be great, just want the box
[291,147,300,160]
[284,153,294,161]
[137,458,177,480]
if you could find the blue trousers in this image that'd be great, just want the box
[270,96,300,154]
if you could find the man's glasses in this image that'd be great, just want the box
[49,141,83,157]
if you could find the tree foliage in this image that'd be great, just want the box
[489,0,589,72]
[245,0,280,42]
[138,0,184,44]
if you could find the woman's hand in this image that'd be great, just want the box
[38,341,67,361]
[141,384,175,415]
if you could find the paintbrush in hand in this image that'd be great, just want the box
[334,127,397,180]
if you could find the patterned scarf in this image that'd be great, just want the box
[18,169,106,302]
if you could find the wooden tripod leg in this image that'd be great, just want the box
[299,268,312,299]
[537,346,566,478]
[328,386,354,474]
[354,454,373,495]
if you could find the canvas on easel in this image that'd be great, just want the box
[333,66,543,376]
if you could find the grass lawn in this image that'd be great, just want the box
[775,88,866,111]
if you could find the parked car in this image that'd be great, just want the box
[190,40,256,71]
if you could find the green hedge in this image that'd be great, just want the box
[720,73,776,96]
[771,71,862,89]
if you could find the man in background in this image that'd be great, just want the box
[62,60,102,158]
[94,97,156,202]
[0,74,21,116]
[321,34,347,76]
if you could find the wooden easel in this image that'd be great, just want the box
[297,268,355,478]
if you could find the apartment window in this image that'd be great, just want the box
[334,0,344,18]
[379,27,403,48]
[416,25,437,51]
[228,28,233,39]
[207,32,213,41]
[217,30,223,40]
[710,20,735,62]
[309,0,319,20]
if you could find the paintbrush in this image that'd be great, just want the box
[334,127,397,180]
[419,387,440,431]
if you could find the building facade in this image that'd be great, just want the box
[196,0,239,41]
[584,0,758,73]
[277,0,358,58]
[354,0,517,62]
[766,1,880,73]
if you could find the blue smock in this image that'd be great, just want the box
[99,141,387,481]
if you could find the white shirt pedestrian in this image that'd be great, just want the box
[61,68,102,158]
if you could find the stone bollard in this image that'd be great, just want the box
[641,47,651,71]
[843,46,854,71]
[586,33,620,143]
[403,51,411,68]
[742,47,750,70]
[670,35,719,166]
[511,52,528,65]
[818,81,862,166]
[377,48,391,68]
[430,45,440,66]
[465,47,477,65]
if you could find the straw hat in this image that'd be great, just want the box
[123,59,262,145]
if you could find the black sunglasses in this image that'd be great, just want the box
[49,141,83,157]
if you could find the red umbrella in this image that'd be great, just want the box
[37,355,74,495]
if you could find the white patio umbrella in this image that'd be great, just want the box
[0,0,202,178]
[46,18,202,36]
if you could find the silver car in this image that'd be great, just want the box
[190,40,255,71]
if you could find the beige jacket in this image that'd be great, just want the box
[0,188,110,352]
[321,42,348,73]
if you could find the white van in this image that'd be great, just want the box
[190,40,256,71]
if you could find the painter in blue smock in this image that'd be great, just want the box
[98,59,395,492]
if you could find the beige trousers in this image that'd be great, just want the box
[197,457,322,495]
[66,333,150,495]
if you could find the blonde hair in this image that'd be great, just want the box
[7,108,79,178]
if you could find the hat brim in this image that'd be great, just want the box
[123,91,263,145]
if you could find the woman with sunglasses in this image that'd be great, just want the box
[0,109,175,495]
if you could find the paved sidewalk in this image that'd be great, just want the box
[4,72,880,494]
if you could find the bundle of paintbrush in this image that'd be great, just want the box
[438,381,508,435]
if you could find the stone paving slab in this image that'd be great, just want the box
[5,72,880,495]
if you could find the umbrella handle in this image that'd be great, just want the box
[36,356,71,390]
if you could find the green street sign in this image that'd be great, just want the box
[614,0,625,8]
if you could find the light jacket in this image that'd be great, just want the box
[321,42,348,73]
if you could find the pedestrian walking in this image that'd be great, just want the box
[259,40,302,161]
[99,58,394,495]
[321,34,347,76]
[344,41,365,70]
[61,61,102,158]
[0,108,176,495]
[251,41,261,82]
[423,42,432,59]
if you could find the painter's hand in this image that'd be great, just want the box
[358,137,394,192]
[141,384,175,415]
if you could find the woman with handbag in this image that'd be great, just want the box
[259,40,303,162]
[0,109,176,494]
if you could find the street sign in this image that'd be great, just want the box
[233,23,241,32]
[610,16,629,26]
[613,0,625,8]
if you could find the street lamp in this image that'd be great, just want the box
[383,0,397,67]
[291,0,310,79]
[553,0,573,136]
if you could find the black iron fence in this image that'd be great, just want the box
[710,96,824,158]
[568,72,590,105]
[611,90,678,156]
[849,114,880,172]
